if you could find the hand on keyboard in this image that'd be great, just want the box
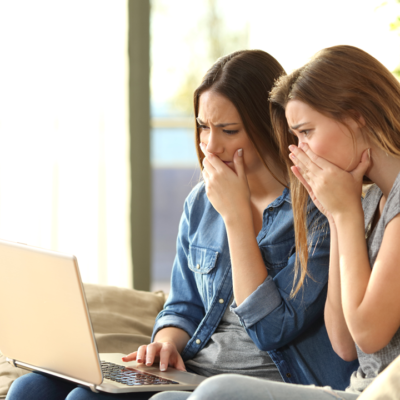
[122,341,186,372]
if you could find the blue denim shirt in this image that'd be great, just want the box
[152,183,358,390]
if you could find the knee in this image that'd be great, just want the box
[65,387,96,400]
[7,372,75,400]
[191,375,250,400]
[7,373,43,399]
[150,391,192,400]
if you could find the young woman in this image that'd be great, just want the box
[154,45,400,400]
[6,50,355,400]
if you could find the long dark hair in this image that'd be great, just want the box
[194,50,287,185]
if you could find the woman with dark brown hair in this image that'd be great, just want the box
[159,45,400,400]
[6,50,355,400]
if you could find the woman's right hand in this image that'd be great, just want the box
[122,341,186,372]
[290,159,333,221]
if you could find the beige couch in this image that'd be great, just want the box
[2,284,400,400]
[0,284,166,399]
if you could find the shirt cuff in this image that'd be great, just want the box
[230,275,282,328]
[151,314,197,342]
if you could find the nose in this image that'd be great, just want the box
[297,137,306,147]
[203,128,223,155]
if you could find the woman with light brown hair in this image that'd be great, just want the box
[157,45,400,399]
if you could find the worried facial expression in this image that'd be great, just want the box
[197,90,263,173]
[285,100,367,171]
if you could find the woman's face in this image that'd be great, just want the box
[285,100,366,171]
[198,90,263,174]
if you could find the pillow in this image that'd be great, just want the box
[0,284,166,398]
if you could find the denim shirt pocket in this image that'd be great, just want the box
[188,245,219,308]
[260,238,295,277]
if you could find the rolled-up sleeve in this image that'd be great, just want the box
[230,276,282,326]
[231,204,330,351]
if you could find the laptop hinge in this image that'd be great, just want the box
[89,384,99,393]
[7,358,17,368]
[8,358,101,392]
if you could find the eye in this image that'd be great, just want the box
[198,124,209,130]
[300,129,311,137]
[223,129,239,135]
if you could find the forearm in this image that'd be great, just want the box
[230,205,331,350]
[224,207,268,306]
[154,327,191,354]
[324,219,357,360]
[334,209,372,345]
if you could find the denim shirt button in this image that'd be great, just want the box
[268,207,274,212]
[196,264,200,269]
[286,373,291,378]
[195,339,201,344]
[219,298,224,304]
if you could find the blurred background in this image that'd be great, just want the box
[0,0,398,293]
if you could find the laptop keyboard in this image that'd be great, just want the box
[101,361,180,386]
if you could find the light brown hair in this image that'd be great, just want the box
[193,50,287,184]
[269,45,400,295]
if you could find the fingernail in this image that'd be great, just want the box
[137,358,142,363]
[122,357,127,361]
[289,153,295,160]
[367,148,371,159]
[288,145,294,151]
[238,148,243,157]
[160,364,166,371]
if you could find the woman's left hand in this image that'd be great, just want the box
[201,143,251,221]
[289,143,370,218]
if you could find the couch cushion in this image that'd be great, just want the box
[0,284,166,398]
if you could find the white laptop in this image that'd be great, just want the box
[0,239,206,394]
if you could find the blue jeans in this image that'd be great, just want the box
[150,375,360,400]
[6,373,158,400]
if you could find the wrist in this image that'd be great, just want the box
[332,201,363,222]
[333,208,364,231]
[223,205,253,229]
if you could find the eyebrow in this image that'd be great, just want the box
[290,122,310,130]
[196,117,239,128]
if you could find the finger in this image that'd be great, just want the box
[289,144,321,174]
[289,152,312,180]
[123,344,147,363]
[145,343,161,366]
[200,142,227,173]
[350,148,371,180]
[202,167,209,182]
[202,155,217,174]
[137,344,150,364]
[290,166,314,198]
[291,166,313,195]
[122,351,138,362]
[199,142,210,157]
[205,152,228,173]
[158,343,173,371]
[173,355,187,372]
[232,148,245,177]
[200,143,216,172]
[299,143,334,170]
